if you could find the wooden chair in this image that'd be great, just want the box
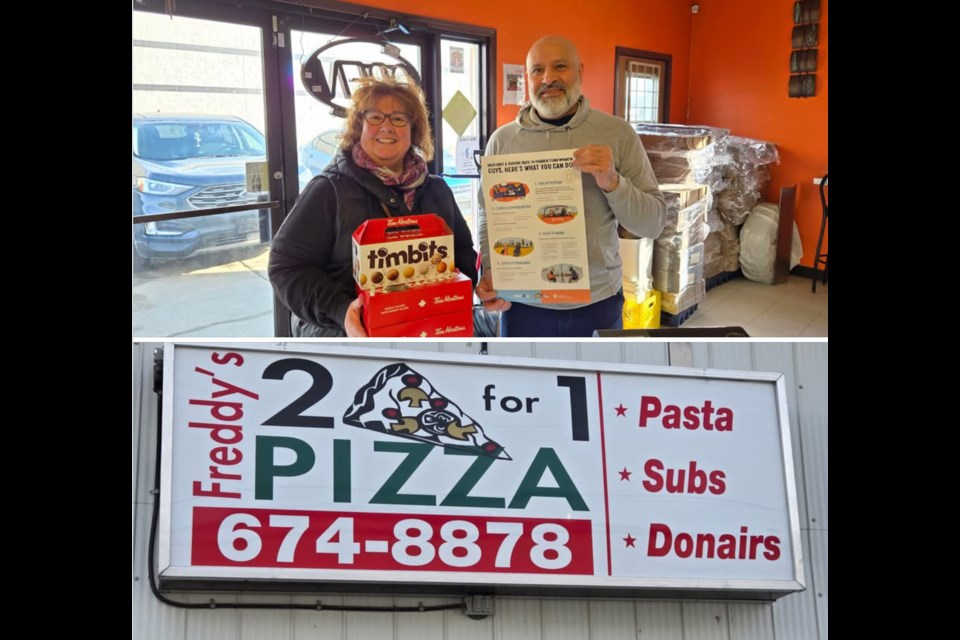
[812,174,828,292]
[773,184,797,284]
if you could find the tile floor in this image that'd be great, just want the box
[680,274,827,337]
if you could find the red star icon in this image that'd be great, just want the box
[619,467,632,481]
[623,533,636,548]
[615,403,628,416]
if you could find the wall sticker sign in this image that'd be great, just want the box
[158,344,804,597]
[300,37,421,117]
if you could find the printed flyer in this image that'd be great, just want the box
[481,149,590,303]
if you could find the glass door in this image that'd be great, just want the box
[285,31,486,242]
[133,1,494,338]
[288,30,423,190]
[133,5,278,337]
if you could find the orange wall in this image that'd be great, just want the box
[358,0,827,266]
[688,1,828,267]
[355,0,693,125]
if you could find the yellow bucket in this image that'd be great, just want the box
[623,290,661,329]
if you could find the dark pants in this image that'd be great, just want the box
[499,290,624,337]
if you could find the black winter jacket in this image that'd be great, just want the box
[268,149,479,337]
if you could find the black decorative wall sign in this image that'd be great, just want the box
[790,0,820,98]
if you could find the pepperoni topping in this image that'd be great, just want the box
[430,397,447,409]
[484,442,499,452]
[382,408,400,419]
[402,374,421,386]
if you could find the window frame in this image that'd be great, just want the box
[613,46,672,124]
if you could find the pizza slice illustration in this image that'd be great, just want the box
[343,363,510,460]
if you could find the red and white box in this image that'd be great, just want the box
[366,308,474,337]
[361,271,473,331]
[361,272,474,337]
[352,214,456,292]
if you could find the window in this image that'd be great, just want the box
[614,48,671,124]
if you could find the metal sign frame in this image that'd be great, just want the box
[157,342,805,600]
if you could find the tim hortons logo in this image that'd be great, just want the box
[435,325,467,335]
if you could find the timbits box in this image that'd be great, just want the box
[361,271,474,333]
[352,214,456,292]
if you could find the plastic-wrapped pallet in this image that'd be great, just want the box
[659,186,708,236]
[654,226,705,289]
[635,123,729,239]
[653,243,704,292]
[617,185,701,303]
[651,192,707,316]
[661,280,705,315]
[636,126,780,273]
[658,199,706,244]
[719,223,742,273]
[635,124,729,191]
[715,136,778,226]
[704,231,723,280]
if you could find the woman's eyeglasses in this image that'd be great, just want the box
[362,110,410,127]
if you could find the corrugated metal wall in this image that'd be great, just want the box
[133,340,827,640]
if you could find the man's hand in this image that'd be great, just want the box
[344,296,369,337]
[573,144,619,192]
[475,273,512,312]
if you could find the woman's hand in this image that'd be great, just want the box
[475,273,512,312]
[344,296,369,337]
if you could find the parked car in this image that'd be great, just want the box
[298,128,341,186]
[133,116,481,271]
[132,114,269,266]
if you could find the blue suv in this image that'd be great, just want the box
[132,114,269,266]
[133,117,476,267]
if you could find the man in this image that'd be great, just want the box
[476,35,666,337]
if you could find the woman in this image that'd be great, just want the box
[269,76,479,337]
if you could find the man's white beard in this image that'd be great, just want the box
[531,77,582,119]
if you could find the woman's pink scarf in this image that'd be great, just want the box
[352,145,428,212]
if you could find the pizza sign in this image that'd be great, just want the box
[158,344,804,597]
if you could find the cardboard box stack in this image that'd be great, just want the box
[635,125,779,290]
[703,228,723,281]
[637,124,727,185]
[713,136,779,227]
[633,124,728,318]
[353,214,474,337]
[708,136,778,282]
[654,186,708,315]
